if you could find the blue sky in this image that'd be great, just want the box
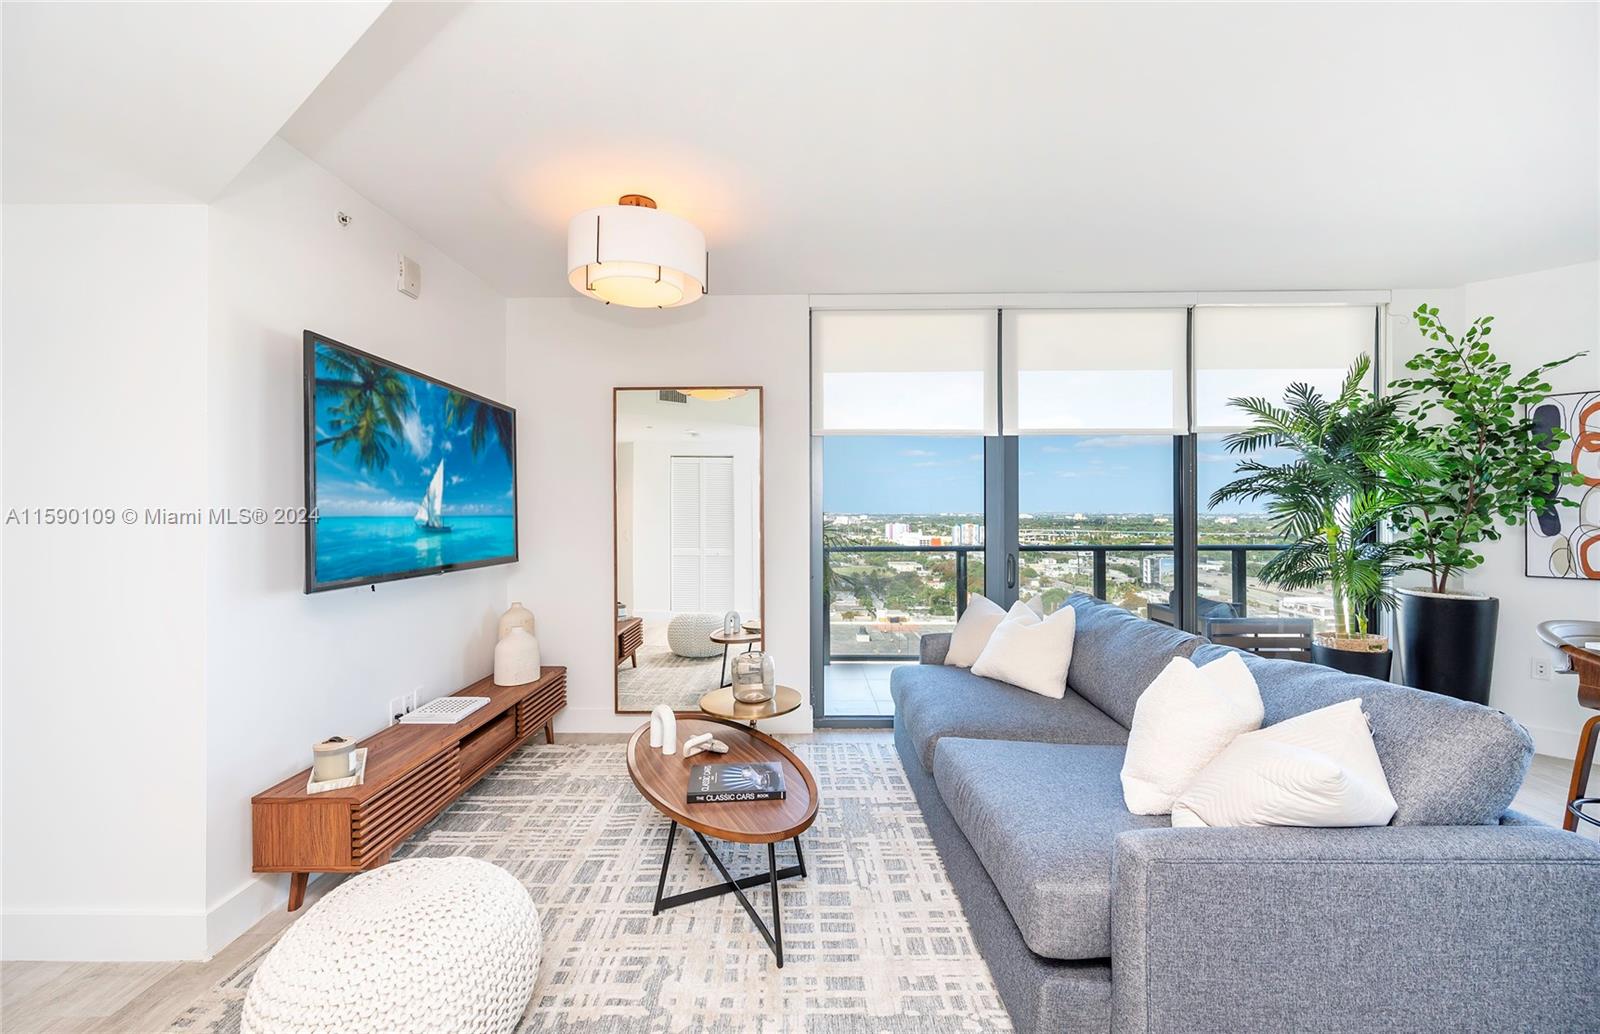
[313,344,514,518]
[822,435,1272,514]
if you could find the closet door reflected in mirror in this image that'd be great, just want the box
[614,388,763,713]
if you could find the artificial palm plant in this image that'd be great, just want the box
[1209,356,1419,671]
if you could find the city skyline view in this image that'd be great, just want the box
[822,435,1293,515]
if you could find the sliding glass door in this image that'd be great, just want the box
[821,435,984,717]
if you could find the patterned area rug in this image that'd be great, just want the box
[169,736,1010,1033]
[616,643,723,711]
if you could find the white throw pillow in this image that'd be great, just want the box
[970,600,1074,699]
[1171,699,1398,828]
[1120,652,1264,815]
[944,593,1008,667]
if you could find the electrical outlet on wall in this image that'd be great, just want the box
[1531,659,1552,681]
[389,695,408,726]
[405,689,418,715]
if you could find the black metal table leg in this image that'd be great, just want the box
[792,835,806,878]
[719,643,731,687]
[651,822,805,967]
[767,842,783,966]
[652,820,678,916]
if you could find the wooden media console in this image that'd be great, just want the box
[251,667,566,910]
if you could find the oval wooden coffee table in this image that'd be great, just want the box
[627,714,818,966]
[708,630,763,687]
[697,684,803,727]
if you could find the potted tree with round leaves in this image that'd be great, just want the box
[1210,356,1417,679]
[1379,304,1584,703]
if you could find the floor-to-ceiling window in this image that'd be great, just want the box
[812,309,996,719]
[811,299,1380,724]
[1191,305,1379,634]
[1019,436,1175,618]
[1005,308,1188,620]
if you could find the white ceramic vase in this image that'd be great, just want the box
[498,601,535,641]
[494,626,541,686]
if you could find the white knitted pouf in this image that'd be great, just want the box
[667,612,724,658]
[241,858,540,1034]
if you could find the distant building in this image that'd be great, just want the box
[1141,555,1174,586]
[950,522,984,545]
[884,521,911,541]
[1214,515,1239,525]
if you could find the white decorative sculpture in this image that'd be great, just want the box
[497,602,535,641]
[493,627,541,686]
[649,705,677,755]
[722,610,742,636]
[682,732,729,758]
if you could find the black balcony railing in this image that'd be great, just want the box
[1019,542,1291,614]
[823,541,1292,662]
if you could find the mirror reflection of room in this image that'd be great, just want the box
[615,388,763,713]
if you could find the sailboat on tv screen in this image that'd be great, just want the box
[413,459,452,534]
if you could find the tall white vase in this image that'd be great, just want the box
[494,626,541,686]
[498,602,535,641]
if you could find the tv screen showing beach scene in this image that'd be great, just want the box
[304,332,517,592]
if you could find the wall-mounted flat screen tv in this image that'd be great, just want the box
[304,331,517,593]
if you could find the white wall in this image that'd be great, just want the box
[202,139,511,952]
[616,442,635,606]
[1392,264,1600,758]
[506,296,811,733]
[2,205,211,959]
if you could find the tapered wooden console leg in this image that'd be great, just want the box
[287,871,309,912]
[1564,714,1600,832]
[545,721,556,745]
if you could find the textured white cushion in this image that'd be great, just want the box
[241,857,540,1034]
[1121,652,1264,815]
[1172,699,1398,828]
[944,593,1008,667]
[970,599,1075,699]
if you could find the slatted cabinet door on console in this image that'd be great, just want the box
[252,667,567,910]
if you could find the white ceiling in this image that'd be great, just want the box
[8,3,1593,295]
[615,389,761,444]
[2,1,386,203]
[281,2,1599,297]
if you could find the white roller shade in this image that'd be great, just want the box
[812,309,997,434]
[1001,309,1188,434]
[1194,306,1377,431]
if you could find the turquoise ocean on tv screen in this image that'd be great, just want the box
[315,516,515,583]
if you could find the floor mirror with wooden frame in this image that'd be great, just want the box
[613,386,764,714]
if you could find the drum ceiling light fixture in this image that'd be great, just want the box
[567,194,707,308]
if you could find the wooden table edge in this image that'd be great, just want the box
[625,714,819,843]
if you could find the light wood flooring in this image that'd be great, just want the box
[3,742,1593,1034]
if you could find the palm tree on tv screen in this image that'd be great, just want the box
[444,391,514,465]
[315,349,415,474]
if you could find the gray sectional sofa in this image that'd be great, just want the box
[890,593,1600,1034]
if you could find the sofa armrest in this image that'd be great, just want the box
[918,632,951,665]
[1111,825,1600,1034]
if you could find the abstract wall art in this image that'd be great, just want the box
[1527,390,1600,579]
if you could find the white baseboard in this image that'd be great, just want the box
[1524,722,1586,763]
[2,909,206,962]
[555,704,814,735]
[206,873,292,957]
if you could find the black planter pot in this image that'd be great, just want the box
[1311,642,1393,680]
[1398,589,1499,704]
